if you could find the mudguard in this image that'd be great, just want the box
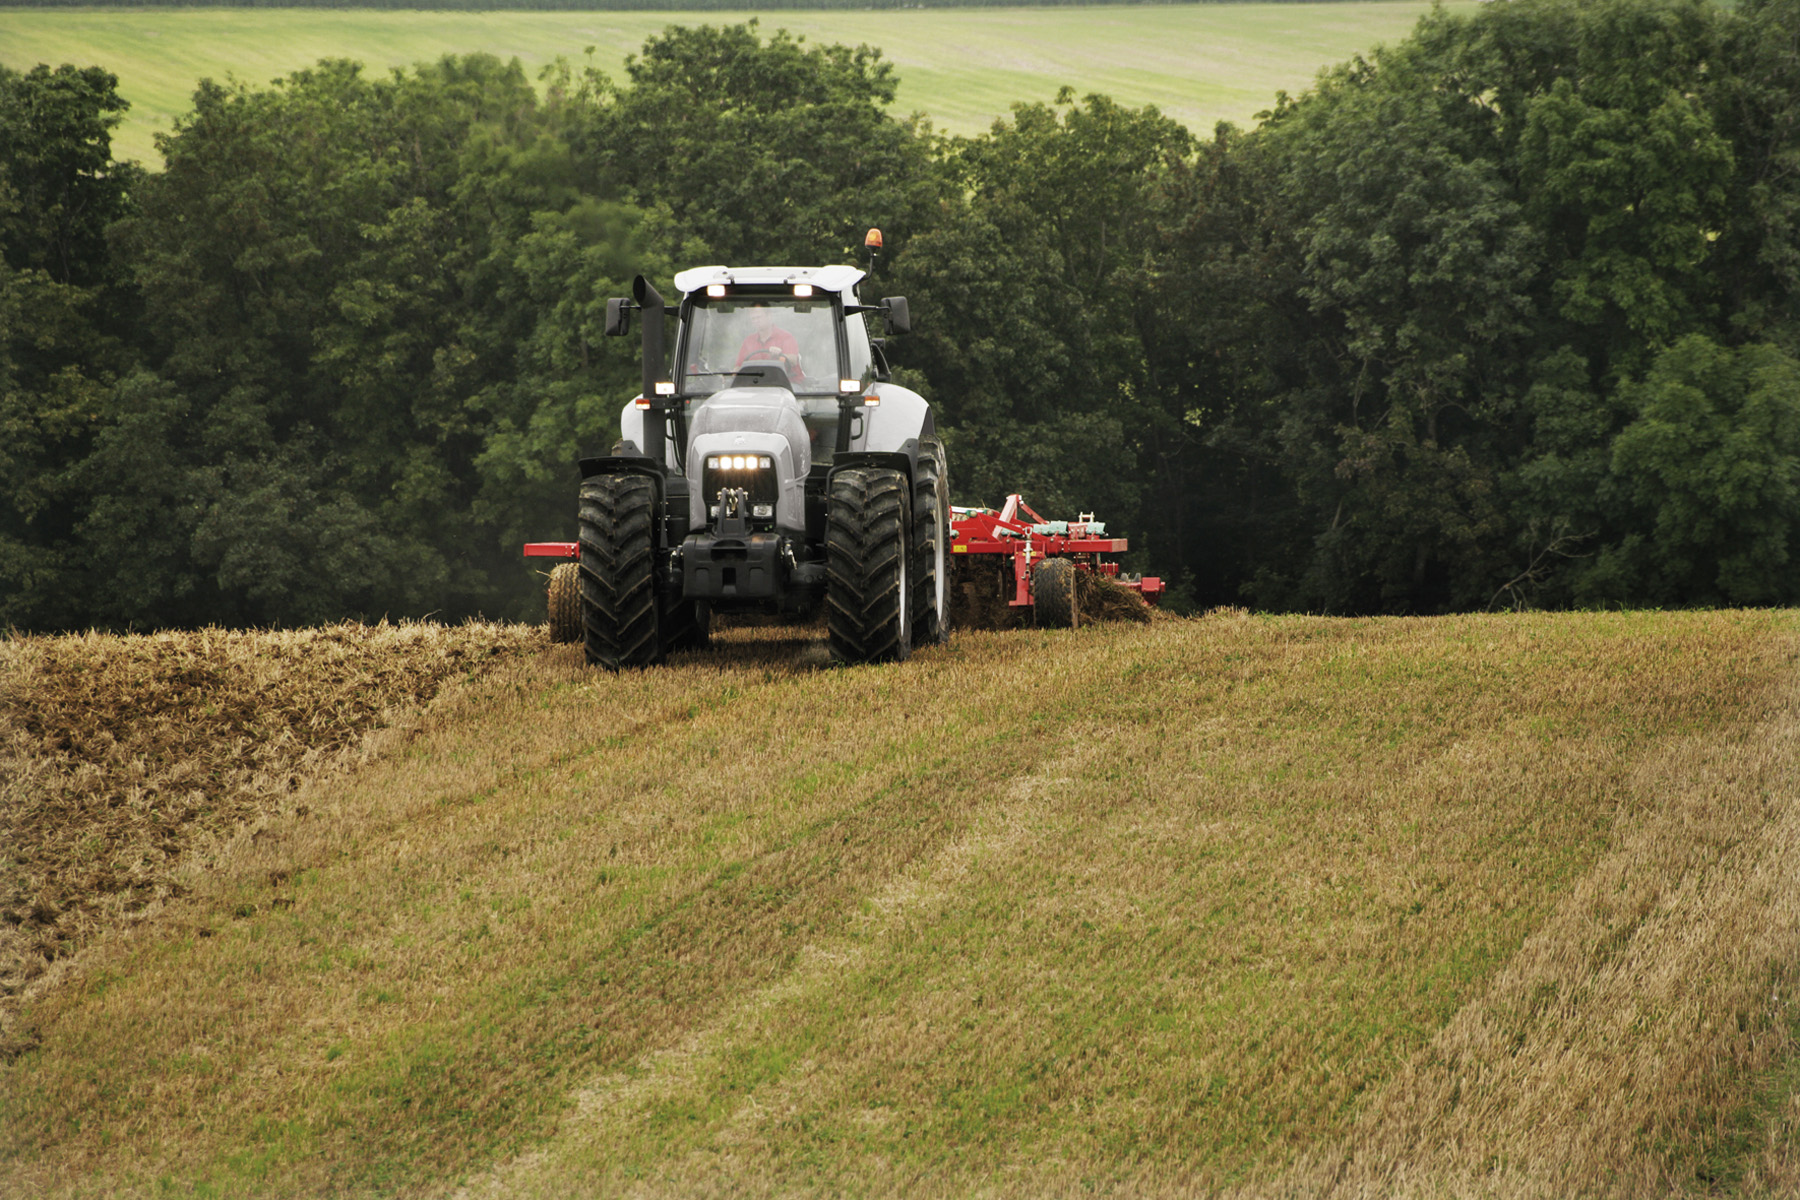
[857,383,935,456]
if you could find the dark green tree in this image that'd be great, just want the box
[1148,0,1784,613]
[1714,0,1800,349]
[0,63,141,288]
[892,91,1193,540]
[1592,335,1800,604]
[575,21,945,266]
[0,64,142,629]
[97,54,648,627]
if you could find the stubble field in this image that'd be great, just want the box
[0,2,1473,166]
[4,608,1800,1196]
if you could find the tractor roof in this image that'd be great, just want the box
[671,264,866,296]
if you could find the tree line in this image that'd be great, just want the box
[3,0,1798,631]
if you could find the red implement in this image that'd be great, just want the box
[948,495,1163,606]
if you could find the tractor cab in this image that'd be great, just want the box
[662,265,890,471]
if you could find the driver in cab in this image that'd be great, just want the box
[735,302,803,380]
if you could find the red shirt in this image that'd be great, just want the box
[736,327,802,372]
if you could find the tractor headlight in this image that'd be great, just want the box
[701,454,779,523]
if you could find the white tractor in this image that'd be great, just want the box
[527,243,948,669]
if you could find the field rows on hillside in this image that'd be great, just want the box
[0,2,1465,164]
[4,611,1800,1195]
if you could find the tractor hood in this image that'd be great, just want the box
[687,386,812,468]
[684,386,811,533]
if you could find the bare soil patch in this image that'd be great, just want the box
[0,621,539,1046]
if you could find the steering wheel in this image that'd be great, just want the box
[745,348,802,379]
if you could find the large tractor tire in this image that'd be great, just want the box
[547,562,582,644]
[826,466,912,664]
[1033,557,1079,629]
[911,441,950,647]
[578,473,662,671]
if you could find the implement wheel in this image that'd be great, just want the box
[1033,557,1079,629]
[826,466,912,665]
[911,441,950,647]
[547,562,582,644]
[579,473,662,671]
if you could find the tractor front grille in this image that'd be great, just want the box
[702,454,779,521]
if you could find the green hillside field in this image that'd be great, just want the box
[5,610,1800,1195]
[0,2,1471,166]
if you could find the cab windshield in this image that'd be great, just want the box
[679,297,842,399]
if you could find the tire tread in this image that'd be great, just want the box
[579,474,662,670]
[1033,556,1079,629]
[826,466,911,664]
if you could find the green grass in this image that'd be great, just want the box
[6,610,1800,1195]
[0,2,1470,165]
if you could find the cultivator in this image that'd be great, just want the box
[950,494,1162,629]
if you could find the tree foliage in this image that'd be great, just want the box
[7,1,1800,630]
[1146,0,1800,612]
[894,91,1191,534]
[576,21,944,266]
[0,64,142,629]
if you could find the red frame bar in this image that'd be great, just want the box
[523,542,579,560]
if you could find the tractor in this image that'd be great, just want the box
[525,240,948,670]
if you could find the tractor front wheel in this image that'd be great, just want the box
[579,473,662,671]
[1033,557,1079,629]
[826,466,912,664]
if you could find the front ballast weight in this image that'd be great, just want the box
[522,241,948,670]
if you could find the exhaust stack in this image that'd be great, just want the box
[632,274,669,467]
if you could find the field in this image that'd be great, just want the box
[0,2,1472,166]
[5,609,1800,1196]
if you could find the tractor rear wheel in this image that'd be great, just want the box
[911,441,950,647]
[826,466,912,664]
[1033,557,1079,628]
[579,473,662,671]
[547,562,582,643]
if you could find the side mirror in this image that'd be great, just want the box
[882,296,910,336]
[604,297,631,337]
